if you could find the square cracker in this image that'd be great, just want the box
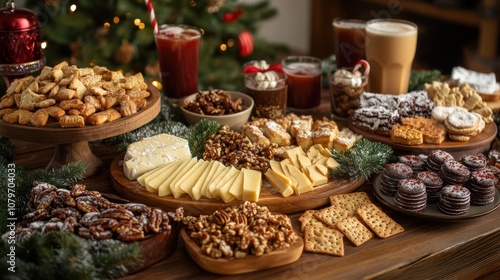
[336,216,374,246]
[304,226,344,256]
[329,192,371,215]
[299,210,328,232]
[356,203,404,238]
[314,206,350,228]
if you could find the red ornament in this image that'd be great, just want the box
[222,8,243,22]
[238,30,253,57]
[0,1,45,87]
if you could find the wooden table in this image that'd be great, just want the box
[9,90,500,280]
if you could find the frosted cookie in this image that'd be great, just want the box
[380,163,414,197]
[438,185,470,215]
[467,169,496,205]
[415,170,444,203]
[398,154,427,174]
[440,159,471,185]
[460,154,487,171]
[431,106,467,123]
[444,111,480,137]
[426,150,454,172]
[394,178,427,212]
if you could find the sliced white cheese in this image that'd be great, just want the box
[200,161,225,199]
[304,165,328,186]
[297,154,312,171]
[137,164,166,187]
[206,165,231,199]
[285,146,304,169]
[168,157,199,198]
[218,171,240,203]
[269,160,293,186]
[285,164,313,195]
[242,168,262,202]
[264,169,294,197]
[157,158,194,197]
[228,172,244,200]
[124,133,189,161]
[280,159,299,189]
[210,166,240,199]
[191,161,217,200]
[180,160,210,199]
[144,162,180,193]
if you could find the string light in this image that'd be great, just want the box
[103,22,111,28]
[41,41,47,49]
[134,18,141,26]
[69,4,77,13]
[113,17,120,24]
[227,39,234,47]
[220,44,227,51]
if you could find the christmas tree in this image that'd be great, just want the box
[15,0,289,91]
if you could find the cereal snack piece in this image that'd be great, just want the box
[60,115,85,128]
[45,106,66,119]
[335,216,374,246]
[0,95,15,109]
[304,226,344,256]
[356,203,404,238]
[3,110,20,124]
[19,89,46,111]
[30,108,49,127]
[329,192,371,216]
[0,108,16,119]
[314,206,350,228]
[18,109,33,125]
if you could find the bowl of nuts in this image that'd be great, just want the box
[180,89,254,131]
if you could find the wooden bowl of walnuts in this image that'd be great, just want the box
[180,90,254,131]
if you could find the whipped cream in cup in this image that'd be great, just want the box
[243,60,288,119]
[329,60,369,118]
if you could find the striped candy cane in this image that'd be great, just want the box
[144,0,158,34]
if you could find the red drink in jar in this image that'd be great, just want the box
[332,18,366,69]
[155,24,201,99]
[282,56,322,110]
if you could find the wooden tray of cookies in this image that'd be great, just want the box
[348,120,497,159]
[110,155,365,216]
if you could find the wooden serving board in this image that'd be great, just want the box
[110,155,365,215]
[180,228,303,275]
[348,121,498,159]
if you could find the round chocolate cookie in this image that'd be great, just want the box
[426,150,454,172]
[440,159,471,185]
[394,178,427,212]
[460,154,487,171]
[438,185,470,215]
[380,163,414,196]
[398,154,427,174]
[467,169,496,205]
[415,170,444,203]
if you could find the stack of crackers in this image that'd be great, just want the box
[300,192,404,257]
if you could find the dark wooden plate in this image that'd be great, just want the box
[372,174,500,222]
[180,227,303,275]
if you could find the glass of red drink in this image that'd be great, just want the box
[332,18,366,69]
[281,56,322,110]
[154,24,201,99]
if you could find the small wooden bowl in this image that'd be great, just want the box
[180,227,304,275]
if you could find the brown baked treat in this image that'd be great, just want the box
[460,154,487,171]
[438,185,470,215]
[398,154,427,174]
[351,106,400,136]
[439,159,471,185]
[467,169,496,206]
[415,171,444,203]
[394,178,427,212]
[426,150,454,172]
[390,124,423,146]
[380,163,414,197]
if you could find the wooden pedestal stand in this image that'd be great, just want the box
[0,85,161,177]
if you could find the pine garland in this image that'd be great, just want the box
[0,231,141,280]
[330,139,395,181]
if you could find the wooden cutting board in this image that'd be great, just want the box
[110,155,365,215]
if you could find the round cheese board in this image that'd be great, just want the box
[110,155,365,215]
[348,119,497,159]
[0,84,161,176]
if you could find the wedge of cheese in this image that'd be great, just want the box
[157,158,194,196]
[269,160,293,186]
[264,169,293,197]
[180,160,210,199]
[191,161,218,200]
[242,168,262,202]
[124,134,189,161]
[304,164,328,186]
[228,172,244,200]
[143,161,181,193]
[285,164,313,195]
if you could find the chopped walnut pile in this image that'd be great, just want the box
[12,182,184,242]
[183,201,298,259]
[180,89,244,115]
[203,125,277,172]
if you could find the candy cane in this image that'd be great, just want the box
[144,0,158,34]
[353,59,370,77]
